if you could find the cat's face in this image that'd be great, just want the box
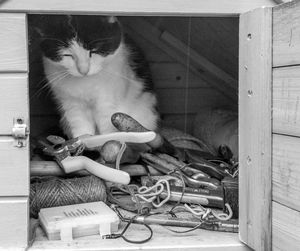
[36,15,122,77]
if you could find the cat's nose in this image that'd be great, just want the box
[77,62,90,76]
[78,65,89,76]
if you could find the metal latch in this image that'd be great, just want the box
[12,118,29,148]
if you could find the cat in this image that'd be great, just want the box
[32,15,159,138]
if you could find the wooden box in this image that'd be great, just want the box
[0,0,299,250]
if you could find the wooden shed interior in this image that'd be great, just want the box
[26,14,241,249]
[3,1,300,250]
[28,15,239,139]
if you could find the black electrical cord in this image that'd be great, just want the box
[104,214,153,244]
[163,222,204,234]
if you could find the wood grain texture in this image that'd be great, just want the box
[123,18,237,102]
[0,74,29,135]
[161,113,195,133]
[239,7,272,251]
[272,202,300,251]
[273,0,300,67]
[160,30,238,91]
[0,0,275,15]
[272,134,300,212]
[0,136,29,196]
[145,17,239,79]
[30,221,248,251]
[122,16,239,81]
[150,63,209,89]
[0,13,27,72]
[0,197,28,249]
[273,66,300,136]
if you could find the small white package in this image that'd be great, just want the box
[39,201,119,241]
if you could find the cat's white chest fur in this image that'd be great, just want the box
[43,44,158,138]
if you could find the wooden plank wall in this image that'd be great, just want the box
[239,7,272,251]
[0,13,29,249]
[272,1,300,250]
[29,16,237,137]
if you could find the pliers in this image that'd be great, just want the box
[39,131,156,185]
[140,152,221,190]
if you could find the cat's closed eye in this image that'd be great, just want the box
[63,54,73,58]
[89,50,100,57]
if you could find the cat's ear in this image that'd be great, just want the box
[108,16,118,24]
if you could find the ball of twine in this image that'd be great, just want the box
[30,175,107,218]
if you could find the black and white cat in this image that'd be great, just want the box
[34,15,158,138]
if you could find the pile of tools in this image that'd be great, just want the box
[31,112,239,243]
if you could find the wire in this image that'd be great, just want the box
[104,215,153,244]
[126,179,172,208]
[163,222,203,234]
[211,203,233,221]
[167,171,186,215]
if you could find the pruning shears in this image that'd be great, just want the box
[38,131,156,185]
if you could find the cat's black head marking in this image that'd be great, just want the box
[30,15,122,61]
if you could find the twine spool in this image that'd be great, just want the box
[30,175,107,218]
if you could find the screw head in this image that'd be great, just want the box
[16,118,23,124]
[246,156,252,165]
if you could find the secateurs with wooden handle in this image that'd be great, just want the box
[39,131,156,185]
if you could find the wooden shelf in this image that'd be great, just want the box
[29,219,247,251]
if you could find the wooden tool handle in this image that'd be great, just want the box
[30,161,162,177]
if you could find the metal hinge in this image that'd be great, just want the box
[12,118,29,148]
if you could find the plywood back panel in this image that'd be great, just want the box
[145,17,239,80]
[0,13,27,72]
[150,63,209,89]
[273,1,300,67]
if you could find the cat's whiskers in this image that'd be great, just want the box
[49,72,70,88]
[31,70,68,94]
[35,70,67,87]
[31,71,69,99]
[42,72,70,99]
